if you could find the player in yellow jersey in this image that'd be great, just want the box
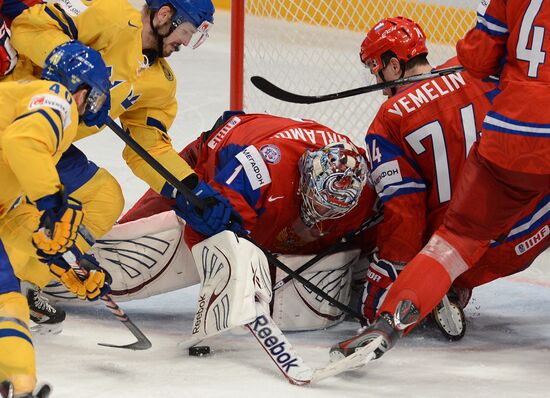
[0,41,112,398]
[7,0,243,331]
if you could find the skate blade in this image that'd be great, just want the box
[311,336,383,382]
[30,323,63,336]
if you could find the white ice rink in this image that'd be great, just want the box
[32,9,550,398]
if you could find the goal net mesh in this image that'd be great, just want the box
[240,0,478,146]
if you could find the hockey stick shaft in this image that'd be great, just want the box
[272,211,383,291]
[105,118,205,210]
[106,118,368,324]
[63,226,152,350]
[251,65,464,104]
[247,302,313,385]
[248,302,380,384]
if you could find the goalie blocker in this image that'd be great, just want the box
[43,211,361,332]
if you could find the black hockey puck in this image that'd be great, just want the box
[189,345,211,356]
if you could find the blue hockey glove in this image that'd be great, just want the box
[173,180,244,237]
[362,254,399,324]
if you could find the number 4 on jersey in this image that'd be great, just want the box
[366,138,382,168]
[516,0,546,78]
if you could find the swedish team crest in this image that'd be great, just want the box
[160,61,174,81]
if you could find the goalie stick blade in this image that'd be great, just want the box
[245,303,378,385]
[247,303,314,385]
[311,336,383,383]
[251,66,465,105]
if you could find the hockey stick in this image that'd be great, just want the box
[62,226,152,350]
[105,117,369,324]
[180,301,380,385]
[250,65,464,104]
[248,302,381,385]
[272,210,383,291]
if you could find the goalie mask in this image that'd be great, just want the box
[299,142,368,227]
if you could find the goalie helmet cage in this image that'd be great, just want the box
[229,0,478,146]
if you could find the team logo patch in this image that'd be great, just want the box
[370,159,402,193]
[29,94,72,129]
[260,144,281,164]
[514,225,549,255]
[374,22,385,31]
[57,0,88,16]
[236,145,271,190]
[207,117,241,149]
[160,61,174,81]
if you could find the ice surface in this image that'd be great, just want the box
[33,9,550,398]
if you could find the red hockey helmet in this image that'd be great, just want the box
[360,16,428,73]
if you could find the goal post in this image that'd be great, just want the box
[229,0,478,145]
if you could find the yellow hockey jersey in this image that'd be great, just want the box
[10,0,194,192]
[0,79,79,218]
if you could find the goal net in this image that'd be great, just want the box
[231,0,478,146]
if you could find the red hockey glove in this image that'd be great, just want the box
[0,17,17,76]
[361,254,398,324]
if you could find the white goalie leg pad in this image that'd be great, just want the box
[191,231,272,340]
[43,211,199,302]
[271,249,360,331]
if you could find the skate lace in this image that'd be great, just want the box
[33,291,56,314]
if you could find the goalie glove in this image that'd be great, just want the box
[32,191,84,258]
[0,17,17,77]
[361,254,399,325]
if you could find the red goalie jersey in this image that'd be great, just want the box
[121,114,378,254]
[457,0,550,174]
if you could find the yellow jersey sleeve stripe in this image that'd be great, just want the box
[0,317,29,331]
[14,108,63,152]
[0,329,33,345]
[53,3,79,40]
[146,117,167,133]
[44,6,77,40]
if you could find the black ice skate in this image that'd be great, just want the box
[0,381,13,398]
[0,381,50,398]
[24,283,66,335]
[330,300,420,361]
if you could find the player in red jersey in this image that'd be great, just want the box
[120,112,376,254]
[351,16,505,326]
[330,13,550,359]
[42,113,378,332]
[0,0,40,76]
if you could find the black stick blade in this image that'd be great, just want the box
[251,76,321,104]
[98,318,152,351]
